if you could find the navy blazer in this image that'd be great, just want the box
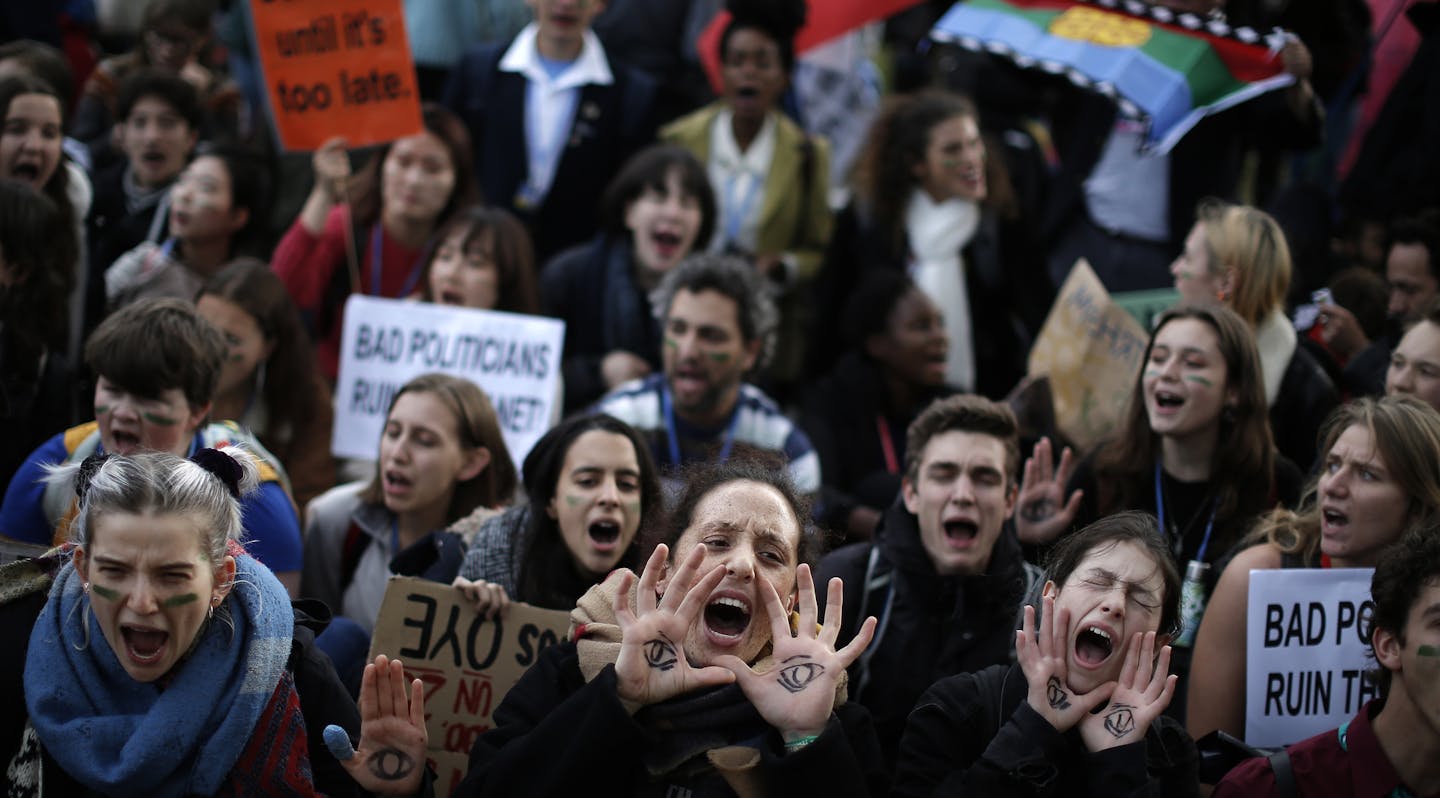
[444,40,658,263]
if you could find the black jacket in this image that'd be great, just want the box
[1269,344,1340,471]
[540,234,663,413]
[814,499,1034,766]
[443,41,657,263]
[810,201,1038,400]
[453,641,889,797]
[892,663,1199,798]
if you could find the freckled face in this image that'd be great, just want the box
[75,511,234,683]
[94,376,207,456]
[548,430,644,578]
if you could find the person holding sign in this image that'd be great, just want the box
[452,459,887,797]
[892,511,1197,798]
[416,205,541,315]
[451,414,662,617]
[1214,528,1440,796]
[0,448,426,797]
[1186,395,1440,744]
[303,373,517,648]
[271,104,480,380]
[1016,305,1302,722]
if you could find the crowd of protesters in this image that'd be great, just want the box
[1,0,1439,795]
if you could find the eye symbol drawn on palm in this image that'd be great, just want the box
[776,656,826,694]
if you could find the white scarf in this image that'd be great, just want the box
[1254,307,1296,406]
[906,188,980,392]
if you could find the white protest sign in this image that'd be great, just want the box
[333,295,564,467]
[1245,568,1380,747]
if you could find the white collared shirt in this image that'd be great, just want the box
[706,109,777,254]
[499,23,614,205]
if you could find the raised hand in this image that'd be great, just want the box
[452,575,509,620]
[1017,598,1114,733]
[1013,437,1083,546]
[613,544,736,709]
[311,136,351,203]
[340,654,428,795]
[1079,631,1176,752]
[715,566,876,741]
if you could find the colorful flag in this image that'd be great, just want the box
[932,0,1295,153]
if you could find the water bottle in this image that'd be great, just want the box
[1174,559,1210,647]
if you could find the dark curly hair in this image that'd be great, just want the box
[721,0,807,74]
[660,453,821,568]
[1366,527,1440,694]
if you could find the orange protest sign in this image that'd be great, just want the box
[250,0,423,151]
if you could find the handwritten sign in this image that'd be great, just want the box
[369,577,572,795]
[1245,568,1379,747]
[1027,259,1148,450]
[250,0,422,150]
[333,295,565,467]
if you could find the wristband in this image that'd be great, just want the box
[784,734,819,753]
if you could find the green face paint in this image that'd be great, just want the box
[1184,375,1214,387]
[1143,369,1162,379]
[664,336,678,350]
[90,584,120,601]
[94,404,111,415]
[141,412,179,426]
[160,592,199,608]
[563,494,585,507]
[705,351,730,363]
[1418,644,1440,658]
[623,500,641,514]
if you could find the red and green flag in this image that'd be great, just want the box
[932,0,1295,153]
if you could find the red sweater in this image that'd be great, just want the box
[271,206,427,378]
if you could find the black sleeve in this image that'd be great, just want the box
[762,702,889,798]
[451,644,649,797]
[291,617,365,798]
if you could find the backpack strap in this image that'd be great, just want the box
[852,545,896,700]
[1267,748,1296,798]
[339,521,370,594]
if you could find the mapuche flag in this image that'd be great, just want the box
[932,0,1295,153]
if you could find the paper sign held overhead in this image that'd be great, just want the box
[368,577,572,796]
[250,0,423,150]
[333,295,565,468]
[1245,568,1379,747]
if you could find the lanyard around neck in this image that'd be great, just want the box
[370,223,426,298]
[660,383,741,468]
[1154,461,1218,561]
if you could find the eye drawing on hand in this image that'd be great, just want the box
[643,634,679,671]
[1021,499,1057,523]
[776,655,826,694]
[1046,676,1071,710]
[1103,703,1137,738]
[368,748,415,781]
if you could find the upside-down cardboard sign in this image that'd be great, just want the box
[250,0,423,150]
[1027,259,1149,450]
[369,577,572,793]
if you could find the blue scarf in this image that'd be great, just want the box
[23,548,294,797]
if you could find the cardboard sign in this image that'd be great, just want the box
[250,0,422,150]
[1026,260,1149,450]
[332,295,565,467]
[368,577,572,794]
[1245,568,1379,747]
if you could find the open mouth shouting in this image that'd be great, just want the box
[1320,504,1349,536]
[437,288,466,306]
[703,591,753,648]
[121,624,170,667]
[109,428,143,454]
[942,517,980,549]
[1151,388,1185,412]
[588,518,622,552]
[383,469,413,498]
[7,159,42,185]
[1073,623,1117,669]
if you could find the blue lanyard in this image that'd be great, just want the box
[660,384,741,467]
[1154,462,1218,562]
[369,224,426,298]
[721,169,764,249]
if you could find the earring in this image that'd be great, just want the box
[82,582,90,595]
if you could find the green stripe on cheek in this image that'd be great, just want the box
[563,494,584,507]
[161,593,199,608]
[664,336,678,350]
[1184,375,1214,387]
[1418,644,1440,658]
[142,412,179,426]
[94,404,111,415]
[624,500,641,514]
[90,584,120,601]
